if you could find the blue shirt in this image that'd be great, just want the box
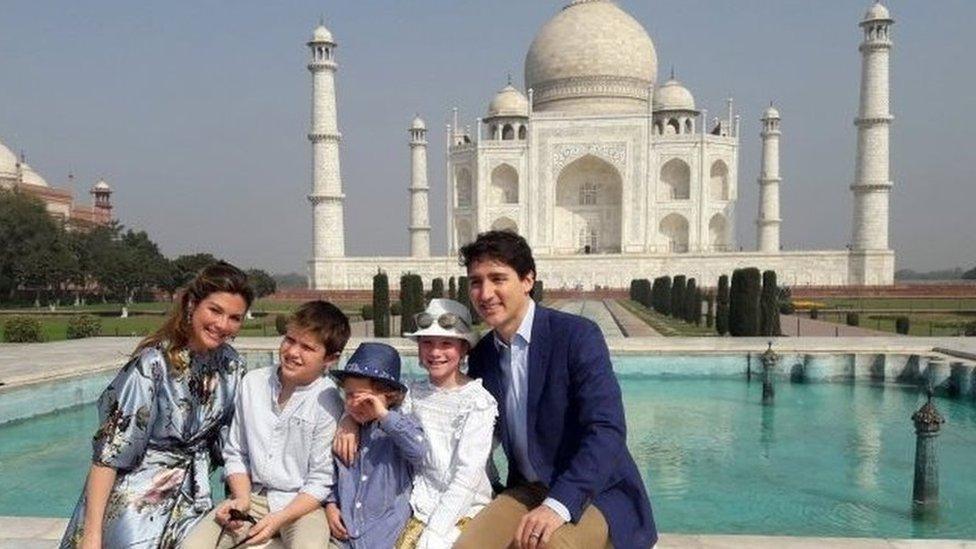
[493,300,570,522]
[329,410,426,549]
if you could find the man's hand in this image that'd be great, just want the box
[333,414,360,466]
[515,504,566,548]
[325,502,349,540]
[214,497,251,531]
[244,511,287,545]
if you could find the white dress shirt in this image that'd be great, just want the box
[223,366,343,511]
[493,300,571,522]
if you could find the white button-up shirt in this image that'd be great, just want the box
[494,300,570,522]
[223,366,343,511]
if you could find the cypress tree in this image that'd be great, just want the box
[659,276,672,315]
[448,276,457,300]
[431,277,445,299]
[694,288,704,326]
[760,270,781,336]
[399,274,414,335]
[716,275,730,335]
[531,280,544,302]
[458,276,479,324]
[650,277,662,311]
[705,292,715,328]
[670,275,686,318]
[372,271,390,337]
[729,268,761,336]
[630,279,640,302]
[684,278,697,323]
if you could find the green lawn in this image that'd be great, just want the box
[813,297,976,311]
[809,310,974,336]
[616,299,716,336]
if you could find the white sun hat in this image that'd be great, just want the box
[405,298,480,347]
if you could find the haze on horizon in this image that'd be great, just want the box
[1,1,972,276]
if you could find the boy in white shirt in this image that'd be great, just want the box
[183,300,350,549]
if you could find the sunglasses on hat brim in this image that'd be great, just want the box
[415,311,471,332]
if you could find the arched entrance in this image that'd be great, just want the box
[659,213,689,253]
[554,155,622,254]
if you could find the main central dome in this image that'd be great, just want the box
[524,0,658,114]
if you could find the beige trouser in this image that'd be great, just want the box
[454,483,612,549]
[181,492,330,549]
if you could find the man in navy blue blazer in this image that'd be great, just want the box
[454,231,656,549]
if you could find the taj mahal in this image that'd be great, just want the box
[306,0,896,290]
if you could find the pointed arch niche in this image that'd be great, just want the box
[659,213,689,253]
[660,158,691,200]
[490,164,519,205]
[554,154,622,254]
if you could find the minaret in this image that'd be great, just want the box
[90,179,113,225]
[757,105,782,252]
[408,116,431,257]
[308,22,345,283]
[851,2,893,251]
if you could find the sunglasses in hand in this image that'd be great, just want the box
[218,508,258,549]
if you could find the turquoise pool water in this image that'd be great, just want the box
[1,375,974,539]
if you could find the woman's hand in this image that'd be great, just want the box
[244,511,287,545]
[214,497,251,530]
[325,502,348,540]
[333,414,360,466]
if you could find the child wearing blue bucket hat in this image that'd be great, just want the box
[324,342,426,548]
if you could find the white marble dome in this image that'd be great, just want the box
[863,2,891,21]
[20,163,49,187]
[487,84,529,117]
[763,105,781,119]
[410,115,426,130]
[0,139,18,179]
[311,24,333,43]
[653,78,695,111]
[93,179,111,191]
[524,0,658,114]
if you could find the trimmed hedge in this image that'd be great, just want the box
[683,278,698,323]
[729,268,761,337]
[531,280,545,303]
[716,275,730,336]
[399,274,424,335]
[3,315,42,343]
[373,271,390,337]
[458,276,478,324]
[670,276,686,319]
[896,316,910,335]
[275,314,289,335]
[431,278,445,299]
[655,276,672,315]
[360,304,374,322]
[760,270,781,336]
[705,293,715,328]
[66,314,101,339]
[846,312,860,327]
[448,277,457,300]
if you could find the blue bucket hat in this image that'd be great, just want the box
[330,342,406,393]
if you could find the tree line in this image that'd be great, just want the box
[0,189,275,305]
[630,268,788,336]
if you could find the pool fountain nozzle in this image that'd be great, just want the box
[760,341,779,405]
[911,389,945,511]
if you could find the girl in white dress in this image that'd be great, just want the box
[398,298,498,549]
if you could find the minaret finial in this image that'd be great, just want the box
[19,150,26,163]
[507,73,512,86]
[670,65,675,80]
[319,14,325,26]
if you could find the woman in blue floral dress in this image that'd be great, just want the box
[61,262,255,549]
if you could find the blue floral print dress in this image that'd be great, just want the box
[60,343,245,548]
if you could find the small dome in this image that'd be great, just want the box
[20,163,49,188]
[0,139,18,178]
[763,105,781,119]
[525,0,657,114]
[311,24,333,43]
[93,179,112,191]
[410,116,426,130]
[487,84,529,117]
[863,2,891,21]
[653,79,696,112]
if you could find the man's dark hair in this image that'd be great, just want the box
[459,230,536,279]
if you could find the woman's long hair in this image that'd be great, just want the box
[135,261,254,372]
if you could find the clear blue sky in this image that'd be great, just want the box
[1,1,972,274]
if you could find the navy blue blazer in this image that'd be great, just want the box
[468,304,657,549]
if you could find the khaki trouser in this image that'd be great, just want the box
[181,492,330,549]
[454,483,612,549]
